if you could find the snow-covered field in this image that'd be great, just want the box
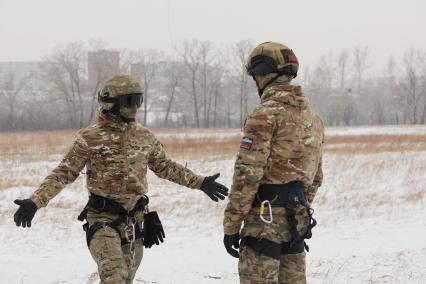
[0,126,425,284]
[325,125,426,136]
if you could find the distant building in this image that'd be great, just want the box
[88,50,120,90]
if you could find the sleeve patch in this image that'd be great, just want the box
[240,137,253,150]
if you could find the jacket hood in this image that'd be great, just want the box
[261,83,308,110]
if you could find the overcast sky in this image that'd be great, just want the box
[1,0,425,73]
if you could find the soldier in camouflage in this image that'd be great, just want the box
[13,75,229,284]
[223,42,324,284]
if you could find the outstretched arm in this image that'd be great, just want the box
[14,133,90,227]
[148,138,228,201]
[30,134,91,208]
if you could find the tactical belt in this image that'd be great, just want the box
[252,181,305,208]
[246,181,317,258]
[78,193,148,218]
[78,194,149,247]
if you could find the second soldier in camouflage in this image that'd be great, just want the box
[223,42,324,284]
[13,75,229,284]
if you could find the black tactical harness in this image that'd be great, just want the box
[78,194,148,247]
[241,181,317,260]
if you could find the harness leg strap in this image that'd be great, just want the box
[241,236,282,260]
[85,222,122,247]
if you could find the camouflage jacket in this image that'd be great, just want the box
[223,83,324,236]
[31,111,204,211]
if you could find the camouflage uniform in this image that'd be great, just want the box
[30,110,204,284]
[224,82,324,284]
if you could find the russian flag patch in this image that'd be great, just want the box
[240,137,253,150]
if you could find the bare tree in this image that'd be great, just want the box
[399,49,425,124]
[163,60,181,127]
[383,56,401,124]
[337,49,350,89]
[177,40,201,127]
[418,53,426,124]
[130,49,162,126]
[341,95,358,125]
[232,39,254,126]
[176,40,221,127]
[370,91,386,124]
[41,42,86,128]
[211,64,225,127]
[197,41,218,127]
[310,53,335,93]
[3,39,425,131]
[352,46,369,93]
[0,68,28,130]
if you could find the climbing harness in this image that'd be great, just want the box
[78,194,148,248]
[244,181,317,256]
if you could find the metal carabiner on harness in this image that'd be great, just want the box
[125,216,137,271]
[259,200,273,224]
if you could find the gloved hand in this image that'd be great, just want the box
[224,233,240,258]
[200,173,229,202]
[14,199,38,228]
[143,211,165,248]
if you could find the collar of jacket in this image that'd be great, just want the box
[261,83,307,109]
[96,109,134,131]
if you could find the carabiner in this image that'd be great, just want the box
[259,200,273,224]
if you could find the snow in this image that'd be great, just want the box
[154,129,241,140]
[0,127,425,283]
[325,125,426,136]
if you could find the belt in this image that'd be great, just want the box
[86,193,148,216]
[78,194,149,222]
[252,181,305,208]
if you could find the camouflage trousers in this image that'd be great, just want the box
[87,211,144,284]
[89,226,143,284]
[239,246,306,284]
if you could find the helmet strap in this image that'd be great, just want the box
[255,72,287,98]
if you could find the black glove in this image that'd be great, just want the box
[143,211,165,248]
[224,233,240,258]
[14,199,38,228]
[200,173,229,202]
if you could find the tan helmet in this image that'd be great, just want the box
[98,75,144,110]
[245,42,299,78]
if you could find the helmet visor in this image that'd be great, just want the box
[116,94,143,108]
[100,93,143,108]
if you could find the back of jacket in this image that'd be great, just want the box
[260,84,324,186]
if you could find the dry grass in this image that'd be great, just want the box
[153,127,241,157]
[0,129,241,160]
[325,134,426,154]
[326,134,426,144]
[402,190,425,203]
[0,130,75,161]
[1,129,425,161]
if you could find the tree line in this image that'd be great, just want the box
[0,39,425,131]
